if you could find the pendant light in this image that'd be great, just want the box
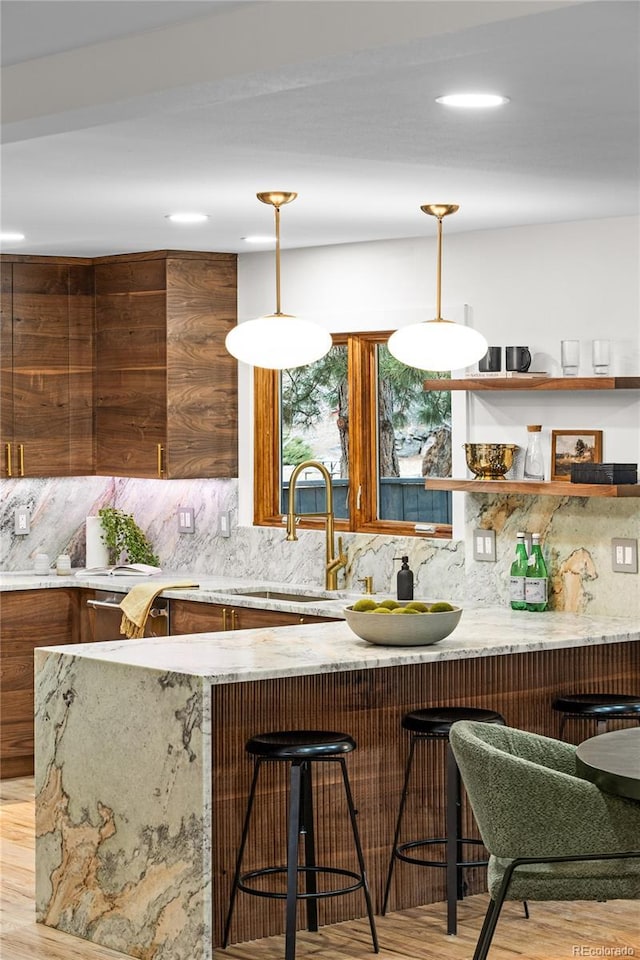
[387,204,488,371]
[225,192,332,369]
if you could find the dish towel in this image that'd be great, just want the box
[119,581,198,639]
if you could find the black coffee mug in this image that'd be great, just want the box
[505,345,531,372]
[478,346,502,373]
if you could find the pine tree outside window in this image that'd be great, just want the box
[254,333,452,538]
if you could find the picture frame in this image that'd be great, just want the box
[550,429,603,480]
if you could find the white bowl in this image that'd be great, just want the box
[344,602,462,646]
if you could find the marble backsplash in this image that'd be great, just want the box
[1,477,638,617]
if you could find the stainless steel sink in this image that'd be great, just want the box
[229,590,335,603]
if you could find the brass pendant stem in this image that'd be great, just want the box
[256,192,297,318]
[274,206,281,316]
[274,204,281,316]
[420,203,459,323]
[435,214,443,321]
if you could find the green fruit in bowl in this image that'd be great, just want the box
[372,607,392,614]
[392,606,419,614]
[430,601,455,613]
[405,601,430,612]
[352,598,378,612]
[378,599,400,610]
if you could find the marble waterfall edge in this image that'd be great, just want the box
[35,650,212,960]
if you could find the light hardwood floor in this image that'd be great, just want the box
[2,777,638,960]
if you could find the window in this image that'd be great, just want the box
[254,332,452,538]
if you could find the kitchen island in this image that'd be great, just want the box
[34,611,639,960]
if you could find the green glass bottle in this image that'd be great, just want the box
[509,532,529,611]
[525,533,548,612]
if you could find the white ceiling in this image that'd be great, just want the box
[1,0,638,256]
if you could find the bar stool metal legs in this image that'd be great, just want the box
[223,731,379,959]
[382,707,505,936]
[382,737,484,934]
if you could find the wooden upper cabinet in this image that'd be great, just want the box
[0,256,94,478]
[0,262,13,477]
[95,251,238,479]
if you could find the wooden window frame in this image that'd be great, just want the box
[254,332,452,539]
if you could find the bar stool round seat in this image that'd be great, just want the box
[552,694,640,739]
[402,707,505,737]
[382,706,506,936]
[246,730,356,759]
[223,729,379,960]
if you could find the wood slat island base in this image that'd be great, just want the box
[34,616,639,960]
[211,644,639,945]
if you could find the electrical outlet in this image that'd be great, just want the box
[178,506,195,534]
[14,507,30,535]
[611,537,638,574]
[219,511,231,538]
[473,528,496,562]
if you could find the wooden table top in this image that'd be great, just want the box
[576,727,640,801]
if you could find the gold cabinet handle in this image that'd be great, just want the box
[299,617,306,624]
[18,444,24,476]
[5,443,12,477]
[231,610,238,630]
[157,443,164,478]
[222,608,228,630]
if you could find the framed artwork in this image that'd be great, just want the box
[551,429,603,480]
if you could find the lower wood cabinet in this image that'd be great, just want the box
[170,599,338,634]
[0,589,84,779]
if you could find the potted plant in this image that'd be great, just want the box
[98,507,159,566]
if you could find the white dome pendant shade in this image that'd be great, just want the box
[225,192,332,370]
[225,314,332,370]
[387,204,488,371]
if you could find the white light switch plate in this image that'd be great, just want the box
[611,537,638,573]
[14,507,30,535]
[178,506,195,534]
[473,528,496,562]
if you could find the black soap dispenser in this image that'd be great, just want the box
[395,556,414,601]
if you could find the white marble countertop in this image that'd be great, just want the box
[37,608,639,684]
[0,569,392,618]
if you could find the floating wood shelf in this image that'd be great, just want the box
[425,478,640,498]
[423,376,640,391]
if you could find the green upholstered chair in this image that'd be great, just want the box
[449,721,640,960]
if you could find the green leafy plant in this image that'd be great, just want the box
[282,436,314,465]
[98,507,159,566]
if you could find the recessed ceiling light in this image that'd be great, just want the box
[242,235,276,244]
[435,93,510,108]
[0,231,26,241]
[165,213,209,224]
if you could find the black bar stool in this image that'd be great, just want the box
[382,706,506,935]
[552,693,640,739]
[223,730,379,960]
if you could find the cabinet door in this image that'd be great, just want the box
[0,589,79,779]
[166,257,238,478]
[8,262,94,477]
[229,606,338,629]
[95,258,168,478]
[96,252,237,480]
[170,599,225,634]
[170,598,338,634]
[0,263,13,475]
